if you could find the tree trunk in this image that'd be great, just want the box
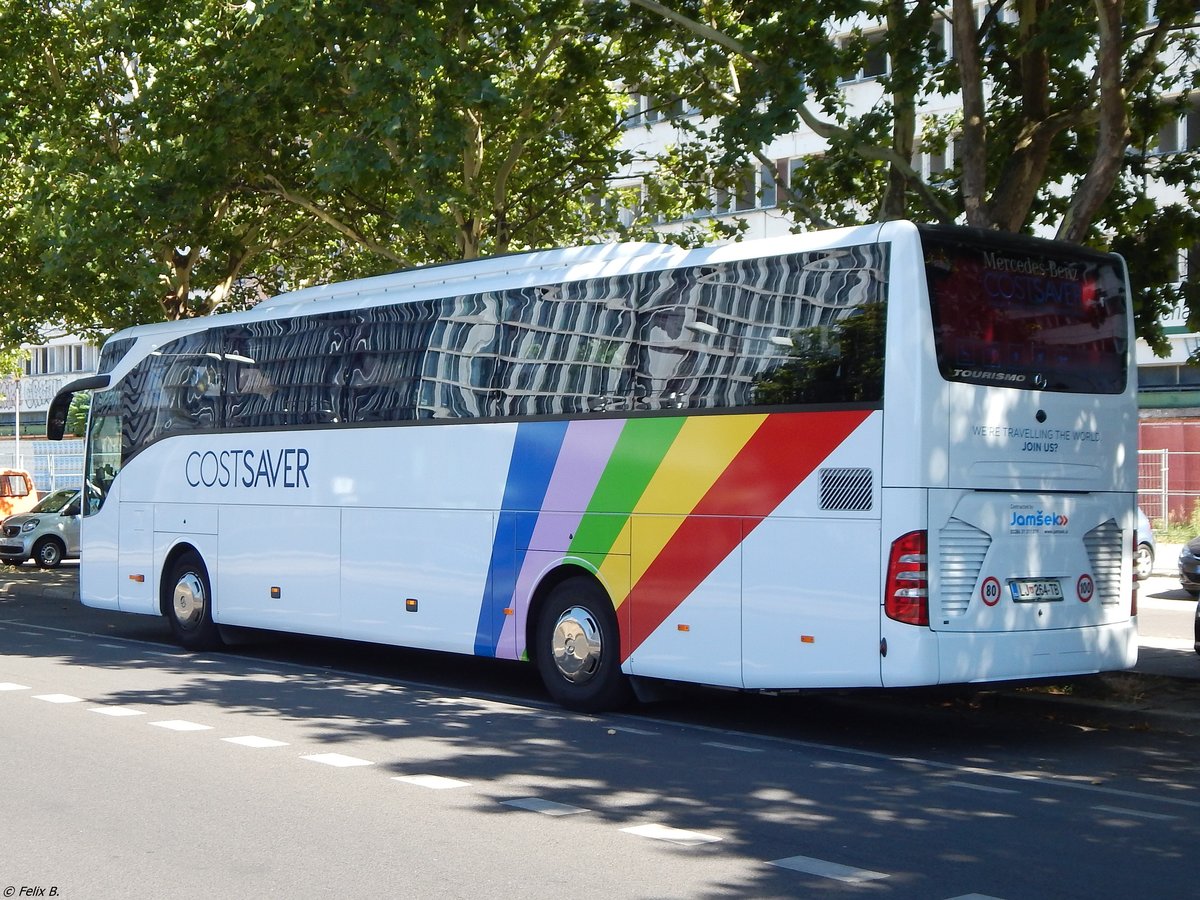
[952,0,990,229]
[880,0,917,220]
[1057,0,1128,243]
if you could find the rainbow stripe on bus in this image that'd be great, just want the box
[478,410,872,661]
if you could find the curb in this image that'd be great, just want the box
[0,581,79,602]
[979,676,1200,736]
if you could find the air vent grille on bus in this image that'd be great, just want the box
[819,467,874,511]
[1083,518,1123,606]
[938,519,992,616]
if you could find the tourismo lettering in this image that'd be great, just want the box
[1009,510,1068,528]
[185,448,311,489]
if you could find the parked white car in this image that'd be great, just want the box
[0,489,81,568]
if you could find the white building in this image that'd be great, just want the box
[0,332,99,439]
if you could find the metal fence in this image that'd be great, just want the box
[0,439,85,493]
[1139,448,1200,527]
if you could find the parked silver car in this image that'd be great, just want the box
[0,488,81,568]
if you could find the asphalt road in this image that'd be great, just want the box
[4,562,1200,898]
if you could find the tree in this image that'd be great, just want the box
[621,1,1200,348]
[0,0,665,344]
[237,0,662,262]
[0,0,344,339]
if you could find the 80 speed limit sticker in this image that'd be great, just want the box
[981,576,1002,606]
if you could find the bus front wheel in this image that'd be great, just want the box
[534,577,631,712]
[164,551,222,650]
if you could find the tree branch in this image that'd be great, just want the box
[257,174,412,266]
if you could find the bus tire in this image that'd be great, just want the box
[534,577,632,712]
[33,537,65,569]
[164,550,223,650]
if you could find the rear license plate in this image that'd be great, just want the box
[1009,578,1063,602]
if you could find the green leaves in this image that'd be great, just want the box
[1,0,1195,353]
[0,0,649,341]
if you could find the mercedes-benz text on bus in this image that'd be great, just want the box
[49,222,1138,710]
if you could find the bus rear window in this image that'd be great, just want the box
[921,231,1129,394]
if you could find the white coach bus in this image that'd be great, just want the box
[48,221,1138,710]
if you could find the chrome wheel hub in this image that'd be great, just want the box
[172,572,206,629]
[551,606,602,684]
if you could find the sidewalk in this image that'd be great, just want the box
[1135,540,1196,679]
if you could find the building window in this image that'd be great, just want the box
[787,158,808,200]
[916,137,960,183]
[620,92,693,129]
[839,30,889,83]
[1157,94,1200,153]
[1138,363,1200,391]
[734,169,758,212]
[759,163,778,208]
[929,15,950,63]
[1182,243,1200,283]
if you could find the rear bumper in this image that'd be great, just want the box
[936,620,1138,683]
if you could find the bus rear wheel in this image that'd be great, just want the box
[534,577,631,712]
[164,550,222,650]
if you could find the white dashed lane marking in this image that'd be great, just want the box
[301,753,373,768]
[150,720,214,732]
[702,741,763,753]
[769,854,889,884]
[34,694,84,704]
[502,798,588,816]
[813,760,880,774]
[223,736,289,749]
[0,682,30,691]
[948,781,1020,795]
[89,706,145,717]
[393,774,470,790]
[1093,805,1179,822]
[621,823,722,846]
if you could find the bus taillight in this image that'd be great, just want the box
[886,531,929,626]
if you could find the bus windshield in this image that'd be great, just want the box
[921,228,1129,394]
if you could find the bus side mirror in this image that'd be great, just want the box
[46,392,71,441]
[46,375,111,441]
